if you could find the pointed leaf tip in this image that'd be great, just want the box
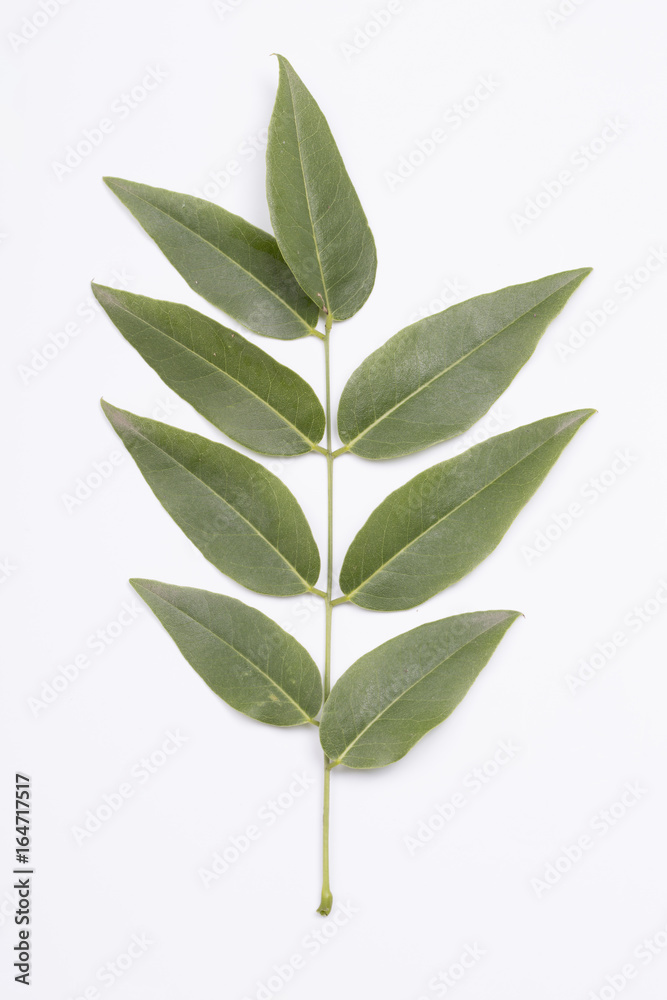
[132,579,323,727]
[94,286,325,456]
[103,404,321,596]
[102,175,318,340]
[320,611,520,768]
[266,57,377,321]
[340,409,595,610]
[338,269,595,460]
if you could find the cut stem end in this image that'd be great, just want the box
[317,889,333,916]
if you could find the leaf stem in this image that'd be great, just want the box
[318,310,335,917]
[324,321,334,696]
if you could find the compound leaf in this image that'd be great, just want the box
[93,284,325,456]
[338,268,591,459]
[266,55,377,321]
[340,409,594,610]
[320,611,520,767]
[103,177,319,339]
[132,579,322,726]
[103,402,320,596]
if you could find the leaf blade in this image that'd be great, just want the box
[132,579,322,726]
[266,55,377,320]
[103,177,319,339]
[103,402,320,596]
[338,269,592,459]
[92,284,325,456]
[320,611,520,767]
[340,409,595,610]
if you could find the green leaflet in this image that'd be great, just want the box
[92,284,325,456]
[103,402,320,596]
[132,580,322,726]
[340,409,595,611]
[337,268,591,459]
[266,55,377,321]
[320,611,520,768]
[103,177,319,340]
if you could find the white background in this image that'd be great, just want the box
[3,0,667,997]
